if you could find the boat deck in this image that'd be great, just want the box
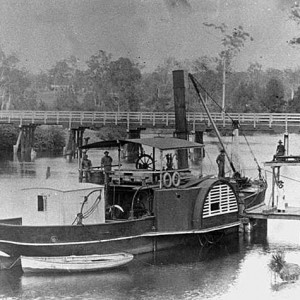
[264,155,300,167]
[244,204,300,220]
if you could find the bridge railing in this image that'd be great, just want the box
[1,110,300,130]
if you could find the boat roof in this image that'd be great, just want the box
[81,137,204,151]
[20,181,103,193]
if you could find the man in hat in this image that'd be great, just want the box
[81,153,92,182]
[101,151,113,182]
[274,140,285,161]
[216,149,226,177]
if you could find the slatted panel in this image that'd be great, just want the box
[203,183,238,218]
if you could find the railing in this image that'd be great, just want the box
[0,110,300,130]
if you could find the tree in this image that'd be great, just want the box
[140,71,171,112]
[203,23,253,111]
[0,49,33,110]
[263,78,285,112]
[188,58,223,112]
[85,50,112,110]
[140,57,184,112]
[48,56,83,111]
[107,57,142,111]
[287,86,300,112]
[230,80,264,113]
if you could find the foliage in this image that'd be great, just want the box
[269,251,286,274]
[2,37,300,114]
[95,126,127,140]
[263,78,285,112]
[287,86,300,112]
[0,125,18,151]
[203,23,253,70]
[0,49,32,110]
[85,50,113,110]
[54,89,81,111]
[34,126,66,152]
[107,57,142,111]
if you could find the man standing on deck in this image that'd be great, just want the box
[216,149,225,177]
[82,154,92,182]
[101,151,113,182]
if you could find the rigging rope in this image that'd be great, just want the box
[72,189,102,225]
[189,75,263,176]
[264,168,300,184]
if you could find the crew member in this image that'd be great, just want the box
[216,149,225,177]
[273,140,285,161]
[101,151,113,182]
[82,154,92,182]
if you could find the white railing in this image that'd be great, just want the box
[0,110,300,130]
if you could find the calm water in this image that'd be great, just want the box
[1,133,300,299]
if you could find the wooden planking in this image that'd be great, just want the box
[244,204,300,220]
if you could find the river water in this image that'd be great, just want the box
[1,133,300,299]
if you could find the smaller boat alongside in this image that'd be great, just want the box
[20,253,134,274]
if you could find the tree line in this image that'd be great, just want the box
[1,47,300,114]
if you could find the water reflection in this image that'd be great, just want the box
[0,268,22,298]
[0,243,240,300]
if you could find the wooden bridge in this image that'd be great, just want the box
[1,110,300,132]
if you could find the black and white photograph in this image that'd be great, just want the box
[1,1,300,299]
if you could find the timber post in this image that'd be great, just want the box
[65,128,85,161]
[14,124,37,161]
[172,70,189,169]
[65,129,76,162]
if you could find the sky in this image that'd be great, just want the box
[0,0,299,73]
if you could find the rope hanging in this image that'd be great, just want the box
[189,74,262,175]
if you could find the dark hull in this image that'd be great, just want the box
[241,186,267,211]
[0,178,253,258]
[0,217,239,257]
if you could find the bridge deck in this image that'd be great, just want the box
[244,204,300,220]
[1,111,300,131]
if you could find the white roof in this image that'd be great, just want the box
[21,180,103,193]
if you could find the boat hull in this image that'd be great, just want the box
[0,219,240,258]
[21,253,134,273]
[239,184,267,212]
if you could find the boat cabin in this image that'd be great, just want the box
[80,137,240,232]
[17,181,105,226]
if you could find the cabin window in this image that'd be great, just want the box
[203,183,238,218]
[37,195,47,212]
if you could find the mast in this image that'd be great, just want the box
[188,73,236,174]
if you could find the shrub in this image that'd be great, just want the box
[0,125,18,151]
[34,126,66,152]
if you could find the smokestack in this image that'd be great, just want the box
[172,70,188,169]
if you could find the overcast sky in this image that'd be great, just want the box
[0,0,299,73]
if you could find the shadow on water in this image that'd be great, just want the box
[133,238,241,267]
[0,241,243,300]
[0,268,23,298]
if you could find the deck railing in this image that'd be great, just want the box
[0,110,300,130]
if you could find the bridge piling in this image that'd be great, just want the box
[64,127,86,162]
[13,125,37,160]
